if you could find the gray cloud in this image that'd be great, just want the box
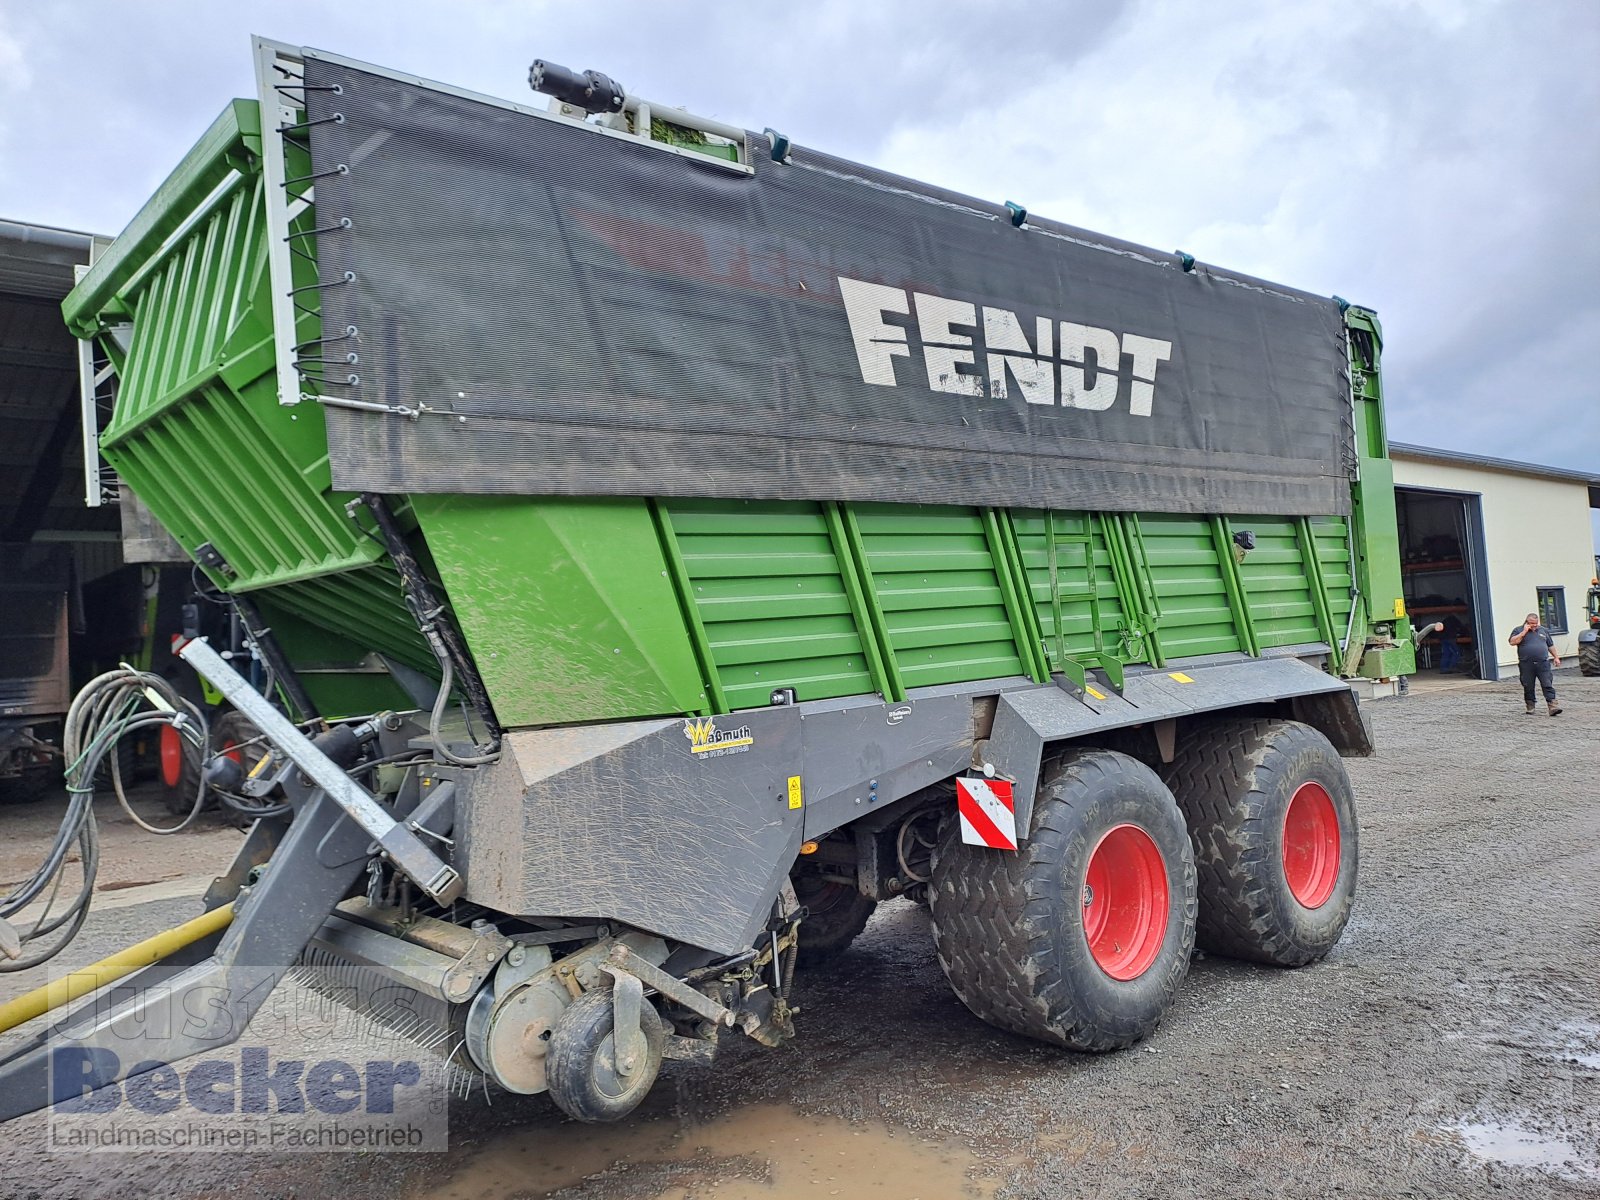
[1,0,1594,479]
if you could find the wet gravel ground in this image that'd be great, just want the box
[2,672,1597,1198]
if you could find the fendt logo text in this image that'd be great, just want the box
[839,276,1173,416]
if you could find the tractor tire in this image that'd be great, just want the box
[793,875,878,966]
[545,988,665,1123]
[1580,641,1600,676]
[929,749,1197,1052]
[155,722,203,817]
[1160,718,1357,967]
[211,711,266,776]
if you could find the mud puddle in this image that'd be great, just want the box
[417,1104,1003,1200]
[1446,1118,1600,1183]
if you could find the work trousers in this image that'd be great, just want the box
[1519,658,1556,706]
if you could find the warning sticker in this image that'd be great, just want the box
[956,777,1018,851]
[787,776,804,810]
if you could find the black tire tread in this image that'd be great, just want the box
[545,988,665,1123]
[1160,718,1355,967]
[794,884,877,966]
[930,750,1196,1052]
[1579,641,1600,676]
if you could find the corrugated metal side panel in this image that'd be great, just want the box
[262,565,436,673]
[1011,511,1135,666]
[668,499,876,709]
[98,173,382,592]
[1235,517,1325,648]
[90,168,430,673]
[853,504,1026,688]
[106,177,261,431]
[1312,516,1356,627]
[107,379,377,588]
[1140,514,1245,658]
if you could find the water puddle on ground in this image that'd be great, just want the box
[1447,1119,1600,1182]
[1552,1020,1600,1070]
[417,1104,1000,1200]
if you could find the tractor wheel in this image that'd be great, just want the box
[210,711,265,777]
[208,711,270,826]
[929,749,1196,1052]
[1161,718,1357,967]
[155,722,203,817]
[545,988,665,1123]
[793,874,877,966]
[1580,641,1600,676]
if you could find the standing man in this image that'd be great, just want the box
[1509,611,1563,716]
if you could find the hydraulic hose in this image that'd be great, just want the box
[0,667,210,971]
[429,655,499,767]
[0,903,234,1034]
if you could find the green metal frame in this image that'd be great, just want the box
[1342,307,1415,678]
[1211,517,1261,658]
[64,95,1415,731]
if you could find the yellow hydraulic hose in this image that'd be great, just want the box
[0,902,234,1035]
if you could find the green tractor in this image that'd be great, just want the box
[1580,572,1599,676]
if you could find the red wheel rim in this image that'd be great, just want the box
[159,725,183,787]
[1082,823,1170,981]
[1283,781,1340,909]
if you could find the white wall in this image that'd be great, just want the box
[1392,457,1595,668]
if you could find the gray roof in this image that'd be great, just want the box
[1390,442,1600,507]
[0,220,103,299]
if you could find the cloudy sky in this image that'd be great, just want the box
[2,0,1596,480]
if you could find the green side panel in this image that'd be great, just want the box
[99,174,379,590]
[64,99,262,336]
[1138,515,1246,659]
[256,566,437,674]
[412,495,711,726]
[1311,517,1356,629]
[84,114,433,702]
[1344,308,1413,673]
[1351,454,1406,625]
[1232,517,1327,649]
[667,499,876,711]
[1010,511,1140,667]
[254,598,417,718]
[851,504,1028,688]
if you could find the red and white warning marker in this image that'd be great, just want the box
[956,776,1017,851]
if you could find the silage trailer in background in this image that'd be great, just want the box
[0,39,1416,1122]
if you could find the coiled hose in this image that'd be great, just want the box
[0,668,209,971]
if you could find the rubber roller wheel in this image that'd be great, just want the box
[545,988,666,1123]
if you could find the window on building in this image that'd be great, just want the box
[1536,586,1567,634]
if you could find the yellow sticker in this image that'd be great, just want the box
[1168,671,1195,683]
[1085,686,1106,700]
[787,775,804,810]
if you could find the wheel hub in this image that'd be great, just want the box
[1282,781,1340,909]
[1082,823,1169,981]
[159,724,184,788]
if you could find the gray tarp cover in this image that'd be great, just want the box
[304,57,1353,515]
